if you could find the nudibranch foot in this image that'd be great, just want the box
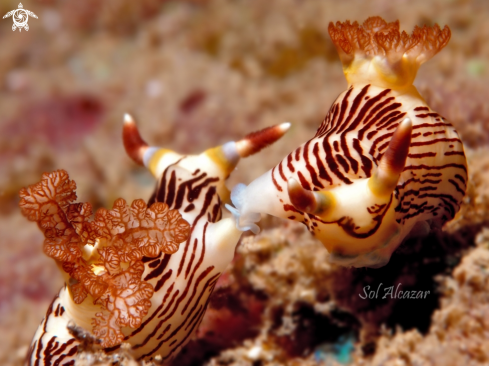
[405,220,432,240]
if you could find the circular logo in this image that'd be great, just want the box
[13,8,28,28]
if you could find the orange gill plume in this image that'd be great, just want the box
[21,115,290,365]
[229,16,467,268]
[19,170,190,348]
[328,16,451,88]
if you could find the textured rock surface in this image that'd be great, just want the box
[1,0,489,365]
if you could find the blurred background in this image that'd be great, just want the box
[1,0,489,365]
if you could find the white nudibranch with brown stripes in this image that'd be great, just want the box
[229,16,468,268]
[19,114,290,365]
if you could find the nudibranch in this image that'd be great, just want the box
[20,114,290,365]
[230,17,468,268]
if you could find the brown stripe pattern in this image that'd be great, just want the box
[28,157,226,364]
[26,292,78,366]
[130,161,223,362]
[271,84,467,236]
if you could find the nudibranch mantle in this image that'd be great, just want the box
[20,114,290,364]
[231,17,467,268]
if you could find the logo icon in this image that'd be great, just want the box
[3,3,38,32]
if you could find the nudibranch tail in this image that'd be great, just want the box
[368,117,412,197]
[328,16,451,88]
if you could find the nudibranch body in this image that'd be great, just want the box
[231,17,467,268]
[20,114,289,364]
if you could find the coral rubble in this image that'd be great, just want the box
[2,0,489,365]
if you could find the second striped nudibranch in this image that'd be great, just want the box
[19,115,289,365]
[229,17,468,268]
